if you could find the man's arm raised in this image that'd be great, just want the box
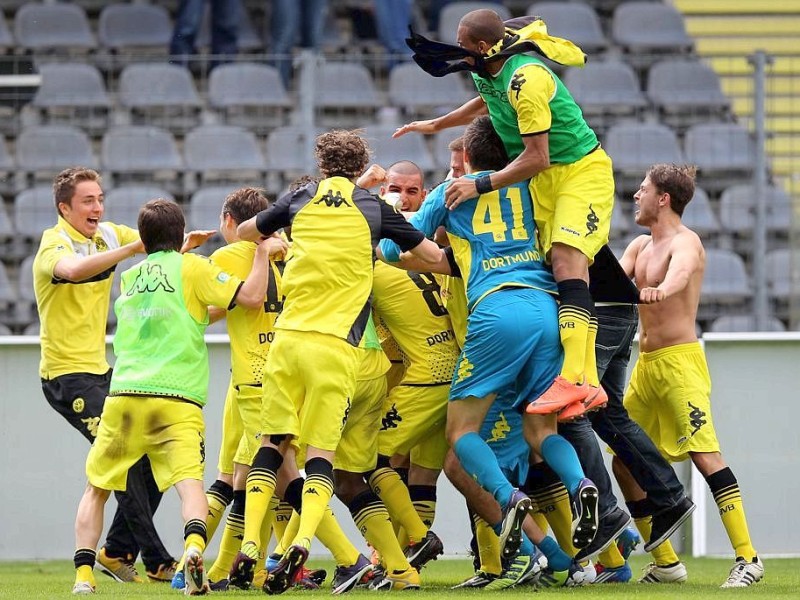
[392,96,488,138]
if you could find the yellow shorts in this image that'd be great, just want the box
[530,147,614,262]
[386,362,406,392]
[217,381,240,475]
[378,383,449,470]
[335,374,387,473]
[623,342,720,462]
[233,384,264,466]
[86,395,205,492]
[260,329,361,452]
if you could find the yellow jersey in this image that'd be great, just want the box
[210,241,285,387]
[33,217,139,379]
[372,261,459,384]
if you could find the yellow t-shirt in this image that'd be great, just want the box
[372,261,459,385]
[34,216,139,379]
[508,62,556,136]
[210,241,284,387]
[438,274,468,350]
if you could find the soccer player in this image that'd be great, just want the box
[395,10,615,412]
[71,199,281,595]
[34,168,181,584]
[381,115,599,559]
[235,129,443,594]
[619,164,763,588]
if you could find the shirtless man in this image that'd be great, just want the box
[617,164,763,588]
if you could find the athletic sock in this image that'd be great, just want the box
[557,279,593,384]
[184,519,207,553]
[205,479,234,542]
[316,506,361,567]
[242,446,282,554]
[272,500,294,543]
[292,457,334,550]
[527,462,576,555]
[348,490,410,573]
[452,432,515,508]
[598,542,625,569]
[706,467,757,561]
[583,313,600,387]
[539,535,572,572]
[539,434,585,495]
[74,548,96,586]
[472,513,502,576]
[208,490,245,581]
[408,484,437,530]
[628,498,680,567]
[369,462,428,543]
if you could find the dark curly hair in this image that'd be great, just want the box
[314,129,371,179]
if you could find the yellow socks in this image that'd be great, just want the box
[205,479,234,542]
[369,464,428,543]
[707,467,757,561]
[349,490,411,573]
[292,458,335,549]
[635,516,680,566]
[242,447,281,551]
[473,513,502,576]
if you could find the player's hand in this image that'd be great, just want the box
[639,287,666,304]
[258,235,289,260]
[356,164,386,189]
[181,229,217,252]
[444,177,478,209]
[393,119,437,138]
[130,239,145,255]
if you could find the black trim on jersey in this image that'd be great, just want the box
[444,247,461,278]
[346,299,372,347]
[51,265,115,285]
[520,129,550,138]
[400,381,451,388]
[228,281,244,310]
[378,200,426,251]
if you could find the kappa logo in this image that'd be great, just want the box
[510,72,526,101]
[305,488,320,496]
[81,416,101,438]
[199,432,206,463]
[585,204,599,236]
[314,190,351,208]
[126,263,176,295]
[487,412,511,443]
[249,486,263,493]
[687,402,707,435]
[380,404,402,430]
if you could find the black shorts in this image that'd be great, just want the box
[42,370,112,443]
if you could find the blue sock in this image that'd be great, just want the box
[539,434,585,495]
[453,432,514,508]
[539,536,572,572]
[520,532,534,557]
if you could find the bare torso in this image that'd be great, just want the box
[627,227,705,353]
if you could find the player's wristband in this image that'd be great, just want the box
[475,174,493,194]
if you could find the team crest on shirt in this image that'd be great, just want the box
[72,397,85,413]
[94,237,108,252]
[126,263,176,295]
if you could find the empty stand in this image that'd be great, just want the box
[16,125,98,185]
[187,186,239,231]
[438,2,512,44]
[31,63,111,133]
[314,62,382,125]
[13,186,56,242]
[562,60,647,126]
[104,186,177,229]
[362,126,437,174]
[14,2,96,52]
[700,248,751,309]
[528,2,608,53]
[207,63,291,132]
[603,122,684,191]
[0,12,14,49]
[682,187,721,241]
[388,64,472,116]
[183,125,267,189]
[710,314,786,332]
[98,3,173,51]
[684,123,755,192]
[647,58,729,128]
[101,126,184,193]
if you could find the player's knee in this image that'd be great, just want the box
[333,470,366,505]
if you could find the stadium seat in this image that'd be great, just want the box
[603,123,684,188]
[104,186,177,230]
[647,59,729,124]
[0,135,14,195]
[98,3,173,51]
[684,123,755,189]
[362,126,437,174]
[681,187,721,239]
[432,127,468,174]
[528,2,608,53]
[118,63,203,132]
[16,125,98,185]
[14,186,57,242]
[187,186,240,231]
[15,254,36,326]
[438,2,512,44]
[701,248,751,306]
[313,62,382,125]
[184,125,267,189]
[14,3,96,51]
[0,261,14,315]
[0,12,14,49]
[0,322,12,336]
[23,321,40,336]
[207,63,291,132]
[609,197,632,239]
[718,184,793,237]
[101,126,184,193]
[388,64,472,115]
[765,248,794,302]
[31,63,111,133]
[612,2,693,55]
[562,60,647,121]
[709,314,786,333]
[265,126,324,192]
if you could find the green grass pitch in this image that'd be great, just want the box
[2,555,799,599]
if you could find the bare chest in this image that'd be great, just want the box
[636,244,671,288]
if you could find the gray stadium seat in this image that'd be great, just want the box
[265,126,324,175]
[315,62,382,110]
[528,2,608,53]
[0,261,14,307]
[0,135,14,194]
[0,323,12,335]
[610,197,632,239]
[647,59,729,118]
[16,125,98,183]
[14,186,56,240]
[104,186,176,230]
[438,2,512,44]
[765,249,793,302]
[187,186,239,231]
[15,254,37,326]
[98,3,173,50]
[603,122,683,176]
[362,126,437,174]
[184,125,267,187]
[32,63,111,110]
[681,187,721,239]
[701,249,751,306]
[118,63,202,132]
[388,64,472,115]
[718,184,793,237]
[562,61,647,119]
[0,12,14,49]
[709,314,786,333]
[23,321,40,336]
[207,63,291,132]
[612,2,692,53]
[102,126,183,174]
[685,124,755,177]
[432,127,468,174]
[14,3,96,51]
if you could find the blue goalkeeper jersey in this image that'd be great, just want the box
[379,172,556,312]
